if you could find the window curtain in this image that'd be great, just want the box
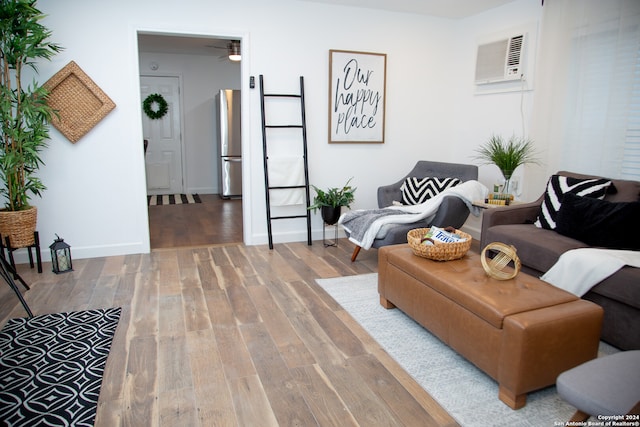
[527,0,640,198]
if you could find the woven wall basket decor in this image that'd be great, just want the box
[43,61,116,143]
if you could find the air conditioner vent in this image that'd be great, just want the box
[475,33,526,84]
[507,35,523,67]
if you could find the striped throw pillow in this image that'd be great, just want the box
[534,175,612,230]
[400,177,461,205]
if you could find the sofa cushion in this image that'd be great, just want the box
[588,266,640,310]
[400,177,460,205]
[555,193,640,250]
[484,224,589,273]
[534,175,611,230]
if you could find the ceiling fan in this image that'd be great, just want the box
[209,40,241,62]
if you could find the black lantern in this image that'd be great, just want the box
[49,234,73,274]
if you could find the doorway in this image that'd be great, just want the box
[138,32,244,249]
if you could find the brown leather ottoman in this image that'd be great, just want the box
[378,244,603,409]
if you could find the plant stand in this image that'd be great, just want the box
[0,253,33,317]
[1,231,43,281]
[323,222,338,247]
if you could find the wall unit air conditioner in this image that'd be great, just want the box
[475,34,525,84]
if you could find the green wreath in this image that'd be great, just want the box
[143,93,168,120]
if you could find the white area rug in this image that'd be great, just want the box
[315,273,618,427]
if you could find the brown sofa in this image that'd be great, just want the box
[480,171,640,350]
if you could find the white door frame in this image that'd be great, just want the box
[141,73,186,194]
[135,29,251,245]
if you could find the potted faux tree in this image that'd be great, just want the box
[309,178,356,225]
[473,134,540,196]
[0,0,61,248]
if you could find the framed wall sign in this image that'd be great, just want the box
[328,50,386,143]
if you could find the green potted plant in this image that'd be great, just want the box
[309,178,356,225]
[0,0,61,248]
[473,134,540,195]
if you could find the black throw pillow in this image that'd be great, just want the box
[555,192,640,250]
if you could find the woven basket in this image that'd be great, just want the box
[480,242,521,280]
[0,206,37,248]
[407,228,472,261]
[44,61,116,143]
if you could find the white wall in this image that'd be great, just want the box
[26,0,542,261]
[451,0,543,236]
[138,50,240,194]
[453,2,541,185]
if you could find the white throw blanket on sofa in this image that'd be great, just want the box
[339,180,488,250]
[541,248,640,296]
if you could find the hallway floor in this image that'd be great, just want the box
[148,194,242,249]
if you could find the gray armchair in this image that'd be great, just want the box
[350,160,478,261]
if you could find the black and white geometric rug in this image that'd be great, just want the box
[147,193,202,206]
[0,307,122,427]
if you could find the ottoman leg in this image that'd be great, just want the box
[380,295,395,309]
[498,387,527,410]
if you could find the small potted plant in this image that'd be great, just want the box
[473,134,540,196]
[309,178,356,225]
[0,0,61,247]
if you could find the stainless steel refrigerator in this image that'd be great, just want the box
[216,89,242,198]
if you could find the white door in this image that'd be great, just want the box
[141,76,183,195]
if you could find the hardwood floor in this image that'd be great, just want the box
[148,195,243,249]
[0,202,461,426]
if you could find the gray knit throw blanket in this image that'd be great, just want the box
[339,209,407,243]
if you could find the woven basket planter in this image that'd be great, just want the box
[407,227,472,261]
[0,206,37,248]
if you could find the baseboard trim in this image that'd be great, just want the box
[10,242,148,265]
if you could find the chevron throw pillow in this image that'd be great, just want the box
[400,177,461,205]
[533,175,612,230]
